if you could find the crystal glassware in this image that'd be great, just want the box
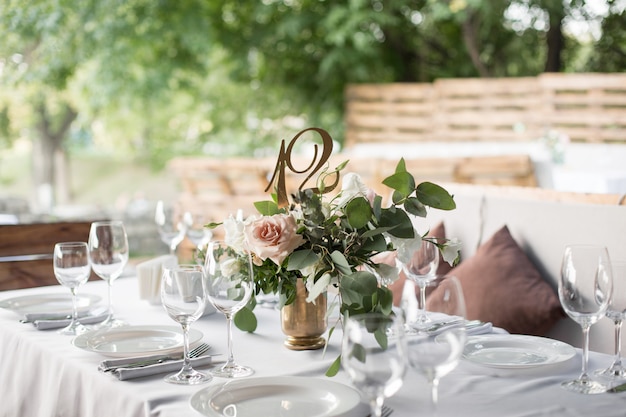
[342,313,407,417]
[88,220,129,328]
[595,260,626,380]
[406,275,467,413]
[155,200,187,255]
[52,242,92,335]
[204,240,254,378]
[182,211,213,253]
[160,263,212,385]
[397,239,439,327]
[559,244,613,394]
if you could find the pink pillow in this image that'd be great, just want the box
[449,225,564,335]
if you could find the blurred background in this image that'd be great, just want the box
[1,0,625,257]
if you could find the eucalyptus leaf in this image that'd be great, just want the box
[379,207,414,238]
[416,182,456,210]
[325,355,342,377]
[404,196,427,217]
[345,197,372,229]
[233,306,258,332]
[254,200,281,215]
[382,171,415,199]
[287,249,319,271]
[330,251,352,275]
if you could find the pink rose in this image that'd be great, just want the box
[244,214,305,266]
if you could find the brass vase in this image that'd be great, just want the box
[280,278,327,350]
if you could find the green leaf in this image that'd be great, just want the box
[395,158,407,173]
[325,355,342,377]
[339,271,378,307]
[374,328,388,350]
[254,200,281,215]
[404,196,427,217]
[286,249,318,271]
[330,250,352,275]
[379,207,414,238]
[415,182,456,210]
[360,233,387,253]
[382,171,415,199]
[233,306,258,332]
[345,197,372,229]
[353,342,367,363]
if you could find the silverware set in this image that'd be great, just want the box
[99,342,213,373]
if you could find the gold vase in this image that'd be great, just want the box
[280,278,327,350]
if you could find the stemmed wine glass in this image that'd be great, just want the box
[342,313,407,417]
[559,244,613,394]
[160,263,212,385]
[88,220,129,328]
[396,238,439,327]
[204,240,254,378]
[52,242,92,335]
[183,211,213,253]
[596,260,626,380]
[405,275,467,415]
[155,200,186,255]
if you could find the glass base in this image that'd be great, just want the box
[58,320,89,336]
[164,368,212,385]
[561,378,608,394]
[211,362,254,378]
[595,363,626,379]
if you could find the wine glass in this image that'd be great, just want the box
[397,238,439,327]
[182,211,213,253]
[559,244,613,394]
[160,263,212,385]
[52,242,92,335]
[405,275,467,414]
[88,220,129,328]
[204,240,254,378]
[342,313,407,417]
[155,200,187,255]
[596,260,626,380]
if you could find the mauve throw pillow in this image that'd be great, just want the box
[388,222,451,306]
[449,225,565,336]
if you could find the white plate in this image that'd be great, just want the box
[0,293,100,316]
[72,325,203,358]
[463,334,576,369]
[190,376,368,417]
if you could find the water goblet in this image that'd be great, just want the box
[88,220,129,328]
[204,240,254,378]
[406,275,467,414]
[182,211,213,253]
[52,242,92,335]
[595,260,626,380]
[342,313,407,417]
[160,263,212,385]
[155,200,187,255]
[559,244,613,394]
[396,238,439,327]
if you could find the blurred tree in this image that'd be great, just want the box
[1,0,623,208]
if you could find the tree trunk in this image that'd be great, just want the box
[544,5,565,72]
[33,100,77,213]
[461,12,492,78]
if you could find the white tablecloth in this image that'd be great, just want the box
[1,277,625,417]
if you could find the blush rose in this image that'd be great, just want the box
[244,214,305,266]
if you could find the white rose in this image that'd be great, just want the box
[219,257,240,277]
[388,233,422,265]
[335,172,369,207]
[441,238,462,266]
[223,215,247,253]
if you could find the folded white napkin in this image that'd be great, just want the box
[32,312,109,330]
[102,355,217,381]
[136,255,177,304]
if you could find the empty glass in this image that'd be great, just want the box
[52,242,91,335]
[559,244,613,394]
[342,313,407,417]
[596,260,626,380]
[88,220,129,328]
[397,239,439,327]
[155,200,187,255]
[182,211,213,253]
[161,263,212,385]
[204,240,254,378]
[406,275,467,413]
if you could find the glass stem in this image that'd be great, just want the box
[107,281,114,320]
[70,287,79,323]
[580,324,591,380]
[369,396,384,417]
[225,313,235,367]
[418,283,427,311]
[614,320,623,365]
[431,378,440,416]
[181,322,192,372]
